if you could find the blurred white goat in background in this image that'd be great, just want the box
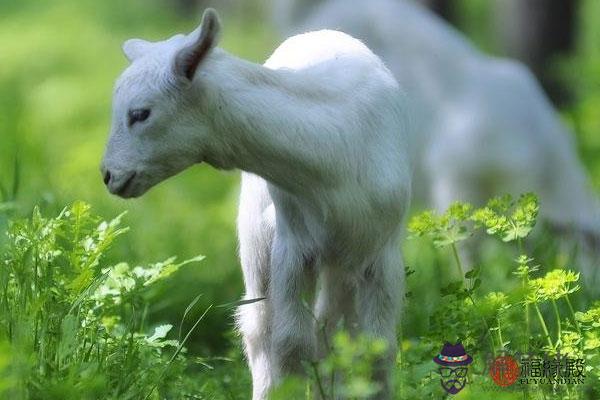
[273,0,600,285]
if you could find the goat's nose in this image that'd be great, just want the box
[103,169,112,186]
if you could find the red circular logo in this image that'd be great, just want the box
[489,356,520,387]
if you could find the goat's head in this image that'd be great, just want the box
[101,9,221,198]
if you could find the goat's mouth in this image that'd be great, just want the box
[110,172,138,198]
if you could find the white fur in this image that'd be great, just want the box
[101,10,411,400]
[273,0,600,281]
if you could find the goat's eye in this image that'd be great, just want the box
[128,108,151,127]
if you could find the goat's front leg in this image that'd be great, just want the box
[237,246,273,400]
[356,246,404,400]
[269,235,317,382]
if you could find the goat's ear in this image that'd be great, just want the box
[174,8,221,81]
[122,39,152,62]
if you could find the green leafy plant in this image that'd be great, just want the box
[1,198,598,399]
[0,202,206,399]
[402,193,599,399]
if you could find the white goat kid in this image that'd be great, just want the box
[101,9,411,400]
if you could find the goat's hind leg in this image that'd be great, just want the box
[270,236,318,379]
[315,267,357,355]
[314,267,357,399]
[356,246,404,400]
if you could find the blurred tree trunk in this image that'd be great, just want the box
[172,0,196,14]
[493,0,578,106]
[170,0,236,15]
[419,0,457,23]
[422,0,578,106]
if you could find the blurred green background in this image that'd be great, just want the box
[0,0,599,361]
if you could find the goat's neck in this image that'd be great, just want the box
[201,49,333,194]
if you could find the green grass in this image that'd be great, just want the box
[0,202,209,399]
[1,197,598,398]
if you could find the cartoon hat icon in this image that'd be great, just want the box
[433,342,473,366]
